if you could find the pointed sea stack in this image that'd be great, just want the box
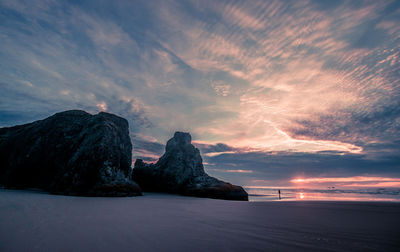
[0,110,141,196]
[133,132,248,201]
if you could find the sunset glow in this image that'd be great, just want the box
[291,176,400,188]
[225,170,253,174]
[1,0,399,191]
[291,177,400,184]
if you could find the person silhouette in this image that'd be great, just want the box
[278,189,281,200]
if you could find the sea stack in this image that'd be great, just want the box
[133,132,248,201]
[0,110,141,196]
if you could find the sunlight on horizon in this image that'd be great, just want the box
[290,176,400,188]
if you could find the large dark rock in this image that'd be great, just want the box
[0,110,141,196]
[133,132,248,201]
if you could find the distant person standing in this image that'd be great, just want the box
[278,189,281,200]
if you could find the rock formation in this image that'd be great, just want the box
[0,110,141,196]
[133,132,248,201]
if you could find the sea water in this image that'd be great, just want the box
[245,187,400,202]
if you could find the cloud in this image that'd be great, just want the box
[291,176,400,188]
[4,0,397,150]
[193,142,235,153]
[0,0,154,129]
[208,168,253,174]
[142,1,399,155]
[291,176,400,183]
[131,134,165,162]
[202,149,400,186]
[1,0,399,185]
[211,82,231,97]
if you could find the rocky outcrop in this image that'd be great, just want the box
[133,132,248,201]
[0,110,141,196]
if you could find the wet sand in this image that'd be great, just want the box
[1,189,399,251]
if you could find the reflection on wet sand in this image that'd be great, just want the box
[293,192,400,201]
[246,188,400,202]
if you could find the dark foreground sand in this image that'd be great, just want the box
[1,189,399,252]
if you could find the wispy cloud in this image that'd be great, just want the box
[1,0,399,186]
[208,168,253,174]
[151,0,399,153]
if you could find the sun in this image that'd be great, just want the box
[292,178,305,183]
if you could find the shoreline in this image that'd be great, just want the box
[3,188,400,203]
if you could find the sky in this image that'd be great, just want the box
[1,0,399,189]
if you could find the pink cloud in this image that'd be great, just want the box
[291,176,400,188]
[208,168,253,174]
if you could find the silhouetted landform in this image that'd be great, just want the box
[0,110,247,200]
[133,132,248,201]
[0,110,141,196]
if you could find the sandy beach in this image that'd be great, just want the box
[1,189,399,252]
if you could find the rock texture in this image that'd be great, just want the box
[0,110,141,196]
[133,132,248,201]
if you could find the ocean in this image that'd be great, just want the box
[245,187,400,202]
